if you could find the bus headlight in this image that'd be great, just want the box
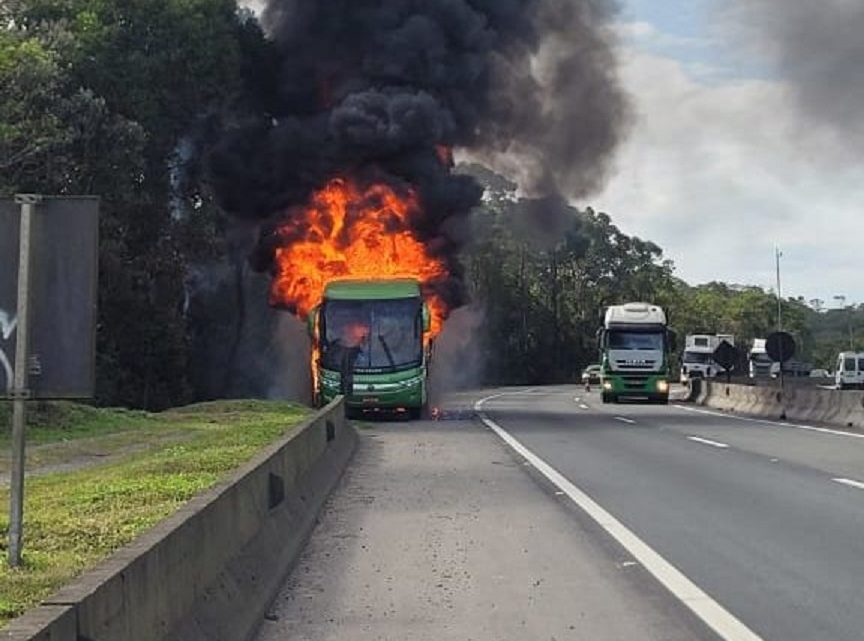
[657,380,669,393]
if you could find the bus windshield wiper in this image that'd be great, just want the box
[378,334,396,369]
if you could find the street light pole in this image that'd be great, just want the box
[775,247,783,333]
[834,295,852,351]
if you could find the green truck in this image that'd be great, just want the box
[599,302,674,404]
[308,278,431,417]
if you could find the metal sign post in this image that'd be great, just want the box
[9,195,37,567]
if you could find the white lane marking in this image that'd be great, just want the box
[476,392,765,641]
[687,436,730,449]
[833,478,864,491]
[614,417,636,425]
[579,404,590,410]
[677,404,864,441]
[573,397,582,403]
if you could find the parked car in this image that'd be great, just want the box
[581,364,602,385]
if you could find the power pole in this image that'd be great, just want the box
[775,247,785,394]
[775,246,783,333]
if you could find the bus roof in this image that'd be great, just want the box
[323,278,422,301]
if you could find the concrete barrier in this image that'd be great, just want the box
[699,382,864,430]
[5,398,356,641]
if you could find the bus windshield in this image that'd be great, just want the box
[321,298,423,372]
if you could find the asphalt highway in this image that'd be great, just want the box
[478,387,864,641]
[255,387,864,641]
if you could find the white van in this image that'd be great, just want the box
[835,352,864,389]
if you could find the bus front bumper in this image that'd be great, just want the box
[318,372,425,409]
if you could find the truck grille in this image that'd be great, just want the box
[615,360,656,370]
[618,373,650,390]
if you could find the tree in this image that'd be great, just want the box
[2,1,272,408]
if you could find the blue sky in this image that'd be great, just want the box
[593,0,864,306]
[624,0,711,38]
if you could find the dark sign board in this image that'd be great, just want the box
[766,331,796,364]
[0,197,99,399]
[713,340,738,372]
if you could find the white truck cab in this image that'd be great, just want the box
[749,338,776,379]
[681,334,735,382]
[835,352,864,390]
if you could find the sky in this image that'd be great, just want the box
[593,0,864,306]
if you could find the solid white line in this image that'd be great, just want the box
[687,436,730,449]
[476,391,764,641]
[579,404,590,410]
[833,478,864,491]
[677,405,864,441]
[614,416,637,425]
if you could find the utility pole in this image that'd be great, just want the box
[775,247,785,394]
[834,295,852,351]
[775,246,783,333]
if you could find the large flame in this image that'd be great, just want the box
[270,177,450,336]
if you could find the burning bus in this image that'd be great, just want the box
[308,279,431,417]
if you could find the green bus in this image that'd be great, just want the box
[308,278,431,418]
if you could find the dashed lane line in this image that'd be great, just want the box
[833,478,864,491]
[687,436,730,449]
[676,405,864,441]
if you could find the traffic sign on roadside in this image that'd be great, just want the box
[713,341,738,372]
[766,332,796,363]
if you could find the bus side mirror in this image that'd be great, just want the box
[422,303,431,333]
[307,305,320,339]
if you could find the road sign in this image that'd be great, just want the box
[766,331,796,364]
[713,340,738,372]
[0,197,99,399]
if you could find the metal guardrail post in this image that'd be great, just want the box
[8,194,39,567]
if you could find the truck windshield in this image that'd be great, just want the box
[751,353,772,364]
[607,331,664,351]
[683,351,713,364]
[321,298,422,372]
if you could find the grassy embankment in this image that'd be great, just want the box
[0,399,310,626]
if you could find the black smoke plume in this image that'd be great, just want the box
[728,1,864,147]
[211,0,628,311]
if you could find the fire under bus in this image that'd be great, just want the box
[307,278,431,418]
[598,302,674,404]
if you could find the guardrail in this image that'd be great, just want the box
[5,397,356,641]
[696,382,864,429]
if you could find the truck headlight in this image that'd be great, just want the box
[602,381,613,391]
[657,380,669,393]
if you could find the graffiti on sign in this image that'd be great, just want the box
[0,309,15,393]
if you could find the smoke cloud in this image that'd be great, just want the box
[728,1,864,146]
[211,0,629,311]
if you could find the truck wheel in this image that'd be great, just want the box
[601,392,610,404]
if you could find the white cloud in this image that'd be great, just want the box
[592,43,864,304]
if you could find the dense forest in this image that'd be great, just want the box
[1,1,856,408]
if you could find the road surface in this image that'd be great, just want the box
[255,387,864,641]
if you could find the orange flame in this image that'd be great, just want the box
[270,177,450,336]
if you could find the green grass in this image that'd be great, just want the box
[0,400,310,627]
[0,402,153,447]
